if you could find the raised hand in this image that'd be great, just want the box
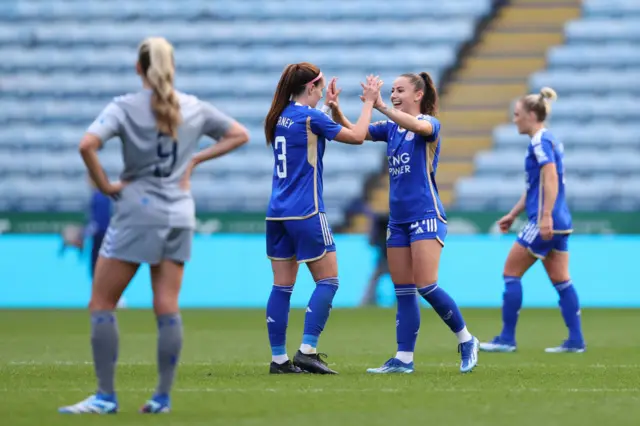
[373,80,386,110]
[325,77,342,109]
[360,75,382,104]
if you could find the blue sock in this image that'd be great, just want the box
[302,277,339,349]
[395,284,420,353]
[500,276,523,343]
[266,285,293,357]
[418,283,466,333]
[553,280,584,344]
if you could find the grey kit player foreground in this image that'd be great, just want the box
[58,37,249,415]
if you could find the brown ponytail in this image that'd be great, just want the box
[264,62,322,144]
[418,72,438,116]
[400,72,439,116]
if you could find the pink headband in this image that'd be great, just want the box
[306,72,323,87]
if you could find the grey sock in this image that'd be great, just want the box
[156,313,183,396]
[90,310,119,395]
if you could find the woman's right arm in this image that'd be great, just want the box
[193,121,249,165]
[509,192,526,218]
[329,103,354,129]
[497,192,526,233]
[325,77,376,141]
[180,102,249,190]
[330,76,381,144]
[332,101,375,144]
[81,103,126,197]
[196,102,250,164]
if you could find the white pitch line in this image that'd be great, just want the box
[5,361,456,367]
[0,387,637,394]
[4,361,640,369]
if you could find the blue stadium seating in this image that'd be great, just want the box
[547,45,640,70]
[0,0,490,21]
[583,0,640,18]
[0,0,490,224]
[493,124,640,150]
[530,72,640,96]
[454,0,640,212]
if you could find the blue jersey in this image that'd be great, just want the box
[266,102,343,220]
[368,115,446,224]
[89,189,112,235]
[524,128,572,232]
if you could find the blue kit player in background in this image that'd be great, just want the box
[59,37,249,414]
[360,207,390,307]
[87,176,112,278]
[480,87,586,354]
[58,177,112,278]
[263,62,381,375]
[328,72,479,374]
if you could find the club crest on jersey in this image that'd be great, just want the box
[405,131,415,141]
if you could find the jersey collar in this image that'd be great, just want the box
[532,127,547,141]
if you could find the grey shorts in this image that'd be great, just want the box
[99,226,193,265]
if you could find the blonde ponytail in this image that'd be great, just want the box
[540,86,558,102]
[139,37,182,140]
[520,86,558,122]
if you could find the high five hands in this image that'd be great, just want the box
[324,75,384,110]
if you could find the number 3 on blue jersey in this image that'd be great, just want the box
[154,132,178,178]
[275,135,287,179]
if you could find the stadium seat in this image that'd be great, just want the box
[1,68,443,100]
[565,20,640,43]
[547,45,640,70]
[583,0,640,18]
[0,0,490,22]
[0,0,491,221]
[529,71,640,96]
[454,1,640,212]
[0,21,474,47]
[493,124,640,150]
[454,177,525,211]
[475,150,640,178]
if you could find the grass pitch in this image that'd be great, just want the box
[0,308,638,425]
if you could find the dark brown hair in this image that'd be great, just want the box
[264,62,322,144]
[400,72,439,116]
[520,87,558,122]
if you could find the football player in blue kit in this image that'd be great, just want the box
[480,87,586,354]
[328,72,479,374]
[263,63,382,375]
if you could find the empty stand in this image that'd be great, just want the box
[0,0,490,225]
[454,0,640,212]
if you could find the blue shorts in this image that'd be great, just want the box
[387,217,447,248]
[516,221,569,259]
[266,212,336,263]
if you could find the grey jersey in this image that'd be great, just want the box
[87,89,233,229]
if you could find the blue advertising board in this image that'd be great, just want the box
[0,234,636,308]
